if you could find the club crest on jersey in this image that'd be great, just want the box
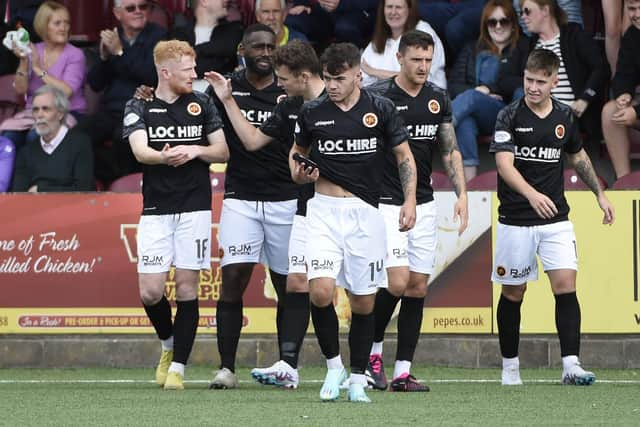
[187,102,202,116]
[276,94,287,103]
[496,266,506,277]
[428,99,440,114]
[555,124,565,139]
[362,112,378,128]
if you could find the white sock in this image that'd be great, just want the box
[562,355,579,371]
[393,360,411,379]
[168,362,184,376]
[350,373,367,385]
[161,336,173,351]
[326,355,344,370]
[502,356,520,369]
[370,341,383,356]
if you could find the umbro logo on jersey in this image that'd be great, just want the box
[187,102,202,116]
[232,91,250,96]
[288,114,298,120]
[515,127,534,133]
[148,108,167,113]
[396,105,409,111]
[314,120,335,126]
[428,99,440,114]
[362,113,378,128]
[555,124,565,139]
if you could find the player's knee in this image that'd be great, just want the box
[386,281,407,297]
[501,284,526,302]
[139,287,164,306]
[286,273,309,293]
[309,287,333,307]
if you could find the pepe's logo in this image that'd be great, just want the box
[362,113,378,128]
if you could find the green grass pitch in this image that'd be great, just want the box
[1,366,639,426]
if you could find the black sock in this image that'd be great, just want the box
[270,271,287,358]
[281,292,310,369]
[497,294,522,358]
[143,296,173,340]
[373,288,400,343]
[310,303,340,360]
[349,312,374,375]
[396,296,424,362]
[555,292,581,357]
[173,299,199,365]
[216,300,243,372]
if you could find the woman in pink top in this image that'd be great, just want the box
[0,0,86,149]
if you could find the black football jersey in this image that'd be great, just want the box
[368,78,452,205]
[489,98,582,226]
[294,89,409,207]
[209,70,298,201]
[260,94,314,216]
[122,91,223,215]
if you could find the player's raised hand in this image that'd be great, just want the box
[453,193,468,235]
[204,71,232,101]
[399,202,416,232]
[597,193,615,225]
[527,191,558,219]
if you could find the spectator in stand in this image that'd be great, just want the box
[75,0,165,183]
[0,0,44,76]
[12,85,94,192]
[172,0,243,93]
[0,0,85,151]
[361,0,446,89]
[602,0,640,180]
[602,0,631,76]
[513,0,583,35]
[0,136,15,192]
[449,0,520,181]
[284,0,378,49]
[493,0,608,145]
[255,0,306,46]
[417,0,486,60]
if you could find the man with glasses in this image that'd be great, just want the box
[76,0,166,184]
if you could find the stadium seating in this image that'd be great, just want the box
[612,171,640,190]
[431,170,453,190]
[466,169,497,190]
[564,169,608,190]
[108,172,143,193]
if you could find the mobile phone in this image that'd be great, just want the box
[292,152,319,172]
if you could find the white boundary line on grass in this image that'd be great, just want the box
[1,379,640,384]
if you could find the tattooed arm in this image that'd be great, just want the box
[437,122,468,234]
[392,141,417,231]
[566,149,615,224]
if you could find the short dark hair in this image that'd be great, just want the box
[525,48,560,76]
[320,43,360,75]
[242,23,275,43]
[398,30,434,54]
[273,40,321,76]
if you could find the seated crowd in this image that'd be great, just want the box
[0,0,639,192]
